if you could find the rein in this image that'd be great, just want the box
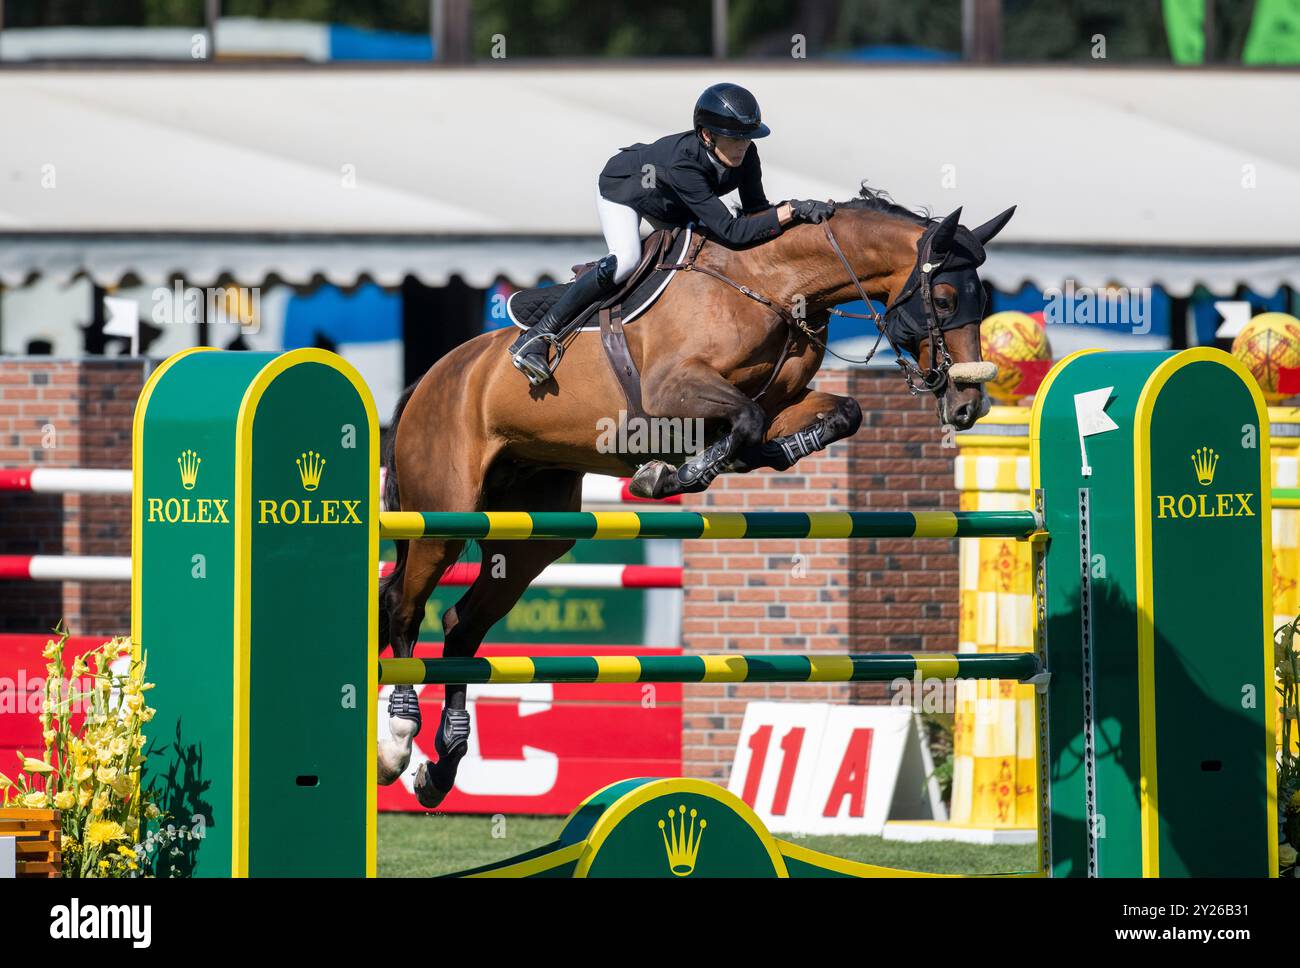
[820,222,953,394]
[657,221,956,399]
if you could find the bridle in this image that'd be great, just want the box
[821,222,955,395]
[659,218,962,399]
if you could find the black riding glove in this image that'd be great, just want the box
[787,199,835,224]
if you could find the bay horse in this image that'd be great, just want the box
[378,188,1016,807]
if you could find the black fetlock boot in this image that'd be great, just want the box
[413,706,471,809]
[510,255,619,386]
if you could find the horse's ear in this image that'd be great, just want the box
[969,206,1017,245]
[930,207,962,256]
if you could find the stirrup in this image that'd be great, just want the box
[511,332,565,386]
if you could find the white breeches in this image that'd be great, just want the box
[595,185,645,284]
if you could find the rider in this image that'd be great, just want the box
[509,82,835,386]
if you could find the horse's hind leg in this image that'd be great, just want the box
[728,389,863,474]
[412,470,582,809]
[378,535,464,786]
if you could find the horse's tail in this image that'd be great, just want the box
[377,379,422,651]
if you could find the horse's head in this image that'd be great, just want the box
[882,206,1016,430]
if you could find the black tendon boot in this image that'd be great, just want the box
[510,254,619,386]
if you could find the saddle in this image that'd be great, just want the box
[505,227,692,417]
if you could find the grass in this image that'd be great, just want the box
[377,812,1039,878]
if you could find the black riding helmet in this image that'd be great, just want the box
[693,83,770,140]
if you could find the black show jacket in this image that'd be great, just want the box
[598,131,781,246]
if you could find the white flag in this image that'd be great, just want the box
[1074,386,1117,477]
[103,296,140,356]
[1213,301,1252,339]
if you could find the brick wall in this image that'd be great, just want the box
[679,368,961,779]
[0,359,143,637]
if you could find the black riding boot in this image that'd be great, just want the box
[510,255,619,386]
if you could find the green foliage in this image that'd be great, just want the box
[1276,617,1299,877]
[472,0,710,57]
[5,0,204,27]
[0,0,1271,64]
[222,0,428,31]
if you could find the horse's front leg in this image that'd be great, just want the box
[727,389,863,473]
[629,362,768,499]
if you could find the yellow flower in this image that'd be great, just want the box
[42,728,57,746]
[91,790,110,815]
[53,789,76,811]
[0,772,12,790]
[85,819,126,847]
[41,640,61,660]
[109,736,128,758]
[139,706,156,723]
[21,757,54,775]
[69,656,88,678]
[20,791,50,809]
[110,775,133,798]
[1280,842,1298,867]
[96,766,118,785]
[78,787,92,809]
[75,764,93,783]
[145,803,161,819]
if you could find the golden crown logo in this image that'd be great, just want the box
[296,451,325,491]
[659,803,706,877]
[1191,446,1219,486]
[177,449,201,490]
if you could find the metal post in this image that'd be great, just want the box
[712,0,728,59]
[962,0,1002,64]
[431,0,443,62]
[205,0,220,61]
[442,0,471,64]
[1203,0,1215,63]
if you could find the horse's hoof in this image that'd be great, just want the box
[377,755,403,787]
[630,460,677,500]
[413,761,453,810]
[377,713,420,786]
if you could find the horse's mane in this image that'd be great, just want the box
[834,182,932,226]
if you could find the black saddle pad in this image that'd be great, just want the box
[507,227,693,331]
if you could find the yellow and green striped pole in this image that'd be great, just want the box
[379,651,1041,685]
[378,510,1042,541]
[1273,488,1300,509]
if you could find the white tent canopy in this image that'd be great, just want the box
[1,65,1297,294]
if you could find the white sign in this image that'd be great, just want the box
[726,702,944,836]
